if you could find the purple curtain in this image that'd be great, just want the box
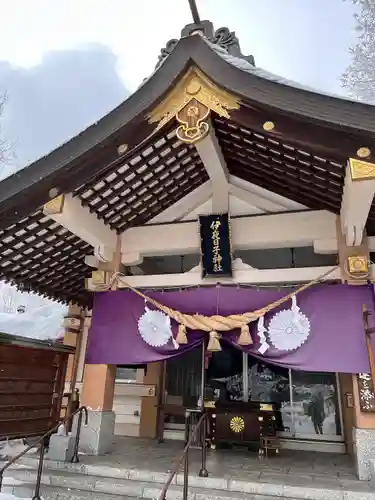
[86,284,374,373]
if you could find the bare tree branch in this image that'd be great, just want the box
[0,93,14,164]
[341,0,375,103]
[0,93,8,164]
[0,93,17,181]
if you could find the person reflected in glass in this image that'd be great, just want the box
[307,389,325,434]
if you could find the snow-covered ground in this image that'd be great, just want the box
[0,494,30,500]
[0,440,31,459]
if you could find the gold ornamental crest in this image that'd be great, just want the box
[229,416,245,433]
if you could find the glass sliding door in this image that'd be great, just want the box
[244,355,343,442]
[243,356,293,437]
[290,370,342,441]
[163,346,344,443]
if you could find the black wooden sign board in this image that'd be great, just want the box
[199,213,232,278]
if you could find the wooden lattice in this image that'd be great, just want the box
[0,209,92,305]
[214,117,345,214]
[75,129,208,232]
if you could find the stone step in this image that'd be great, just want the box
[2,470,299,500]
[4,457,375,500]
[2,482,140,500]
[1,481,292,500]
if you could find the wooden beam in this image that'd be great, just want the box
[195,124,229,212]
[46,193,117,250]
[315,235,375,254]
[121,210,337,257]
[229,175,306,212]
[148,181,212,223]
[112,265,359,289]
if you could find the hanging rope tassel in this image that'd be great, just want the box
[176,324,188,344]
[207,330,222,352]
[237,323,253,345]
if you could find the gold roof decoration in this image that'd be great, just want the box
[147,66,240,133]
[349,157,375,181]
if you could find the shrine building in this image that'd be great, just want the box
[1,17,375,480]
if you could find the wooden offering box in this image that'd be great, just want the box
[207,401,282,450]
[0,333,74,440]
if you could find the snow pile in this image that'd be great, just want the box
[0,494,40,500]
[0,494,30,500]
[0,281,67,341]
[0,440,37,459]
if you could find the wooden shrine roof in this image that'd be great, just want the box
[0,27,373,304]
[0,208,92,305]
[74,125,207,232]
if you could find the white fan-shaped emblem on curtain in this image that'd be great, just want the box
[138,305,177,348]
[267,295,311,352]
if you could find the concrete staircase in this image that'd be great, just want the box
[2,455,375,500]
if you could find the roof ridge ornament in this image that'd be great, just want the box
[147,67,240,144]
[212,27,255,65]
[156,23,255,69]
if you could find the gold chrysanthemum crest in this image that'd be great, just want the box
[229,416,245,433]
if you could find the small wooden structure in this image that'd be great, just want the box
[0,332,74,440]
[206,401,281,451]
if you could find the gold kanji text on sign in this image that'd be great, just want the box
[210,219,223,273]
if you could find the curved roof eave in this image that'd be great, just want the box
[0,33,373,223]
[190,35,374,135]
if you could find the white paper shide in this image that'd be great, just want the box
[138,304,177,349]
[257,295,311,354]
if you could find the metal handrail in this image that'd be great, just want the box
[158,411,209,500]
[0,405,88,500]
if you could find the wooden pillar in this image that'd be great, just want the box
[338,373,355,455]
[139,362,164,438]
[76,313,92,385]
[80,236,123,412]
[63,304,82,384]
[62,303,84,420]
[75,237,124,454]
[81,364,116,410]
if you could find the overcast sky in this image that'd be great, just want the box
[0,0,357,179]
